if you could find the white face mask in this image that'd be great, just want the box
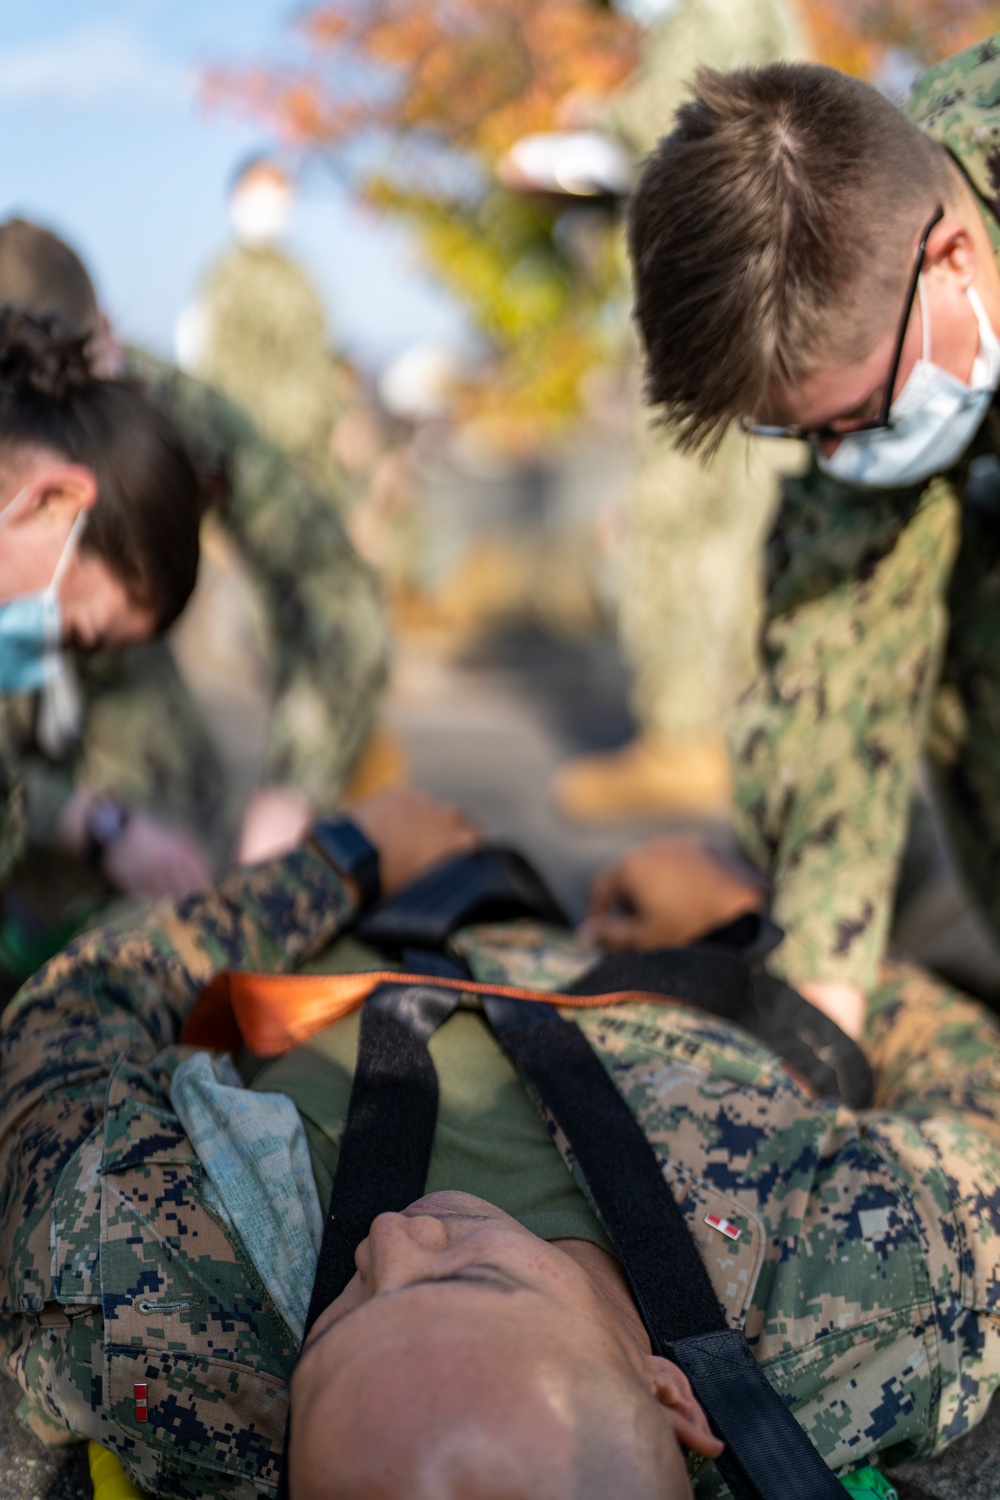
[816,278,1000,490]
[229,181,292,249]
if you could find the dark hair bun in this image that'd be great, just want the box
[0,305,94,403]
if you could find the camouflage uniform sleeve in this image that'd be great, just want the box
[0,848,353,1450]
[0,752,27,884]
[729,464,961,994]
[0,691,74,852]
[126,350,389,809]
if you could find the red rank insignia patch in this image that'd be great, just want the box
[134,1383,149,1422]
[704,1211,741,1242]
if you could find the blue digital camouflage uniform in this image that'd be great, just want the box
[731,35,1000,995]
[1,853,1000,1496]
[0,350,388,870]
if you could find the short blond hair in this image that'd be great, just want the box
[627,62,961,453]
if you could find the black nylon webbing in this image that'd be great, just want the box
[480,992,845,1500]
[282,980,846,1500]
[301,983,459,1339]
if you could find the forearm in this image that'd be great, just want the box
[0,847,354,1175]
[228,443,389,804]
[732,477,957,995]
[262,569,389,803]
[18,755,76,850]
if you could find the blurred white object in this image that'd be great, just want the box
[174,298,210,374]
[502,131,633,198]
[379,344,463,422]
[229,162,293,249]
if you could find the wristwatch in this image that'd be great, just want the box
[86,796,131,868]
[311,815,381,909]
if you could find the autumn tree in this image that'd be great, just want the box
[799,0,1000,80]
[206,0,639,453]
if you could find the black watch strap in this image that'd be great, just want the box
[311,816,381,909]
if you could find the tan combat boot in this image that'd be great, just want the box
[551,732,732,822]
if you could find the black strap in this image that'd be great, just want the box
[565,947,873,1110]
[480,993,844,1500]
[301,983,459,1340]
[358,845,570,954]
[564,945,752,1017]
[481,992,725,1345]
[283,981,845,1500]
[357,846,871,1107]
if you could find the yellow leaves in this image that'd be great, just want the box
[205,0,640,451]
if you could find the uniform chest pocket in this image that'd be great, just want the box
[50,1126,103,1304]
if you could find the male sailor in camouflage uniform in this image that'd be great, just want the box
[622,36,1000,1040]
[548,0,808,821]
[178,157,349,503]
[1,786,1000,1497]
[0,219,386,930]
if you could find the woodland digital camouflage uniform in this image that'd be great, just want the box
[0,756,25,883]
[603,0,807,744]
[731,34,1000,995]
[0,348,387,872]
[194,245,350,501]
[2,850,1000,1496]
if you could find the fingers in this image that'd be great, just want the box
[578,911,650,951]
[587,859,626,918]
[147,843,211,899]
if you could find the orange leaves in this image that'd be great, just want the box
[206,0,639,158]
[798,0,1000,76]
[204,0,640,450]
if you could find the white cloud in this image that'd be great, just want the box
[0,21,192,108]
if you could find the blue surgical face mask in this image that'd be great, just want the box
[0,488,86,695]
[816,278,1000,490]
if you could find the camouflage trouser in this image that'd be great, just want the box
[617,422,805,742]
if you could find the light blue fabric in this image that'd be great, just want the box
[170,1052,321,1340]
[0,592,58,694]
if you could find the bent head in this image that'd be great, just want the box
[290,1192,720,1500]
[627,61,1000,454]
[0,308,204,650]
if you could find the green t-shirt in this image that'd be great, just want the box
[250,990,613,1253]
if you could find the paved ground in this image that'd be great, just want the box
[5,615,1000,1496]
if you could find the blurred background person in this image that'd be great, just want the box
[503,0,811,822]
[0,217,389,986]
[0,305,207,989]
[176,154,352,505]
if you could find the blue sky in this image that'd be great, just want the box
[0,0,468,369]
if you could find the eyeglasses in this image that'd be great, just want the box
[742,203,945,442]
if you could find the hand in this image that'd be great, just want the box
[236,785,313,865]
[798,980,866,1042]
[346,786,482,898]
[102,812,213,899]
[582,837,767,952]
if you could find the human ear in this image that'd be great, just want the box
[34,463,99,520]
[923,217,977,291]
[645,1355,725,1459]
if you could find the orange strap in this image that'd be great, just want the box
[182,968,668,1060]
